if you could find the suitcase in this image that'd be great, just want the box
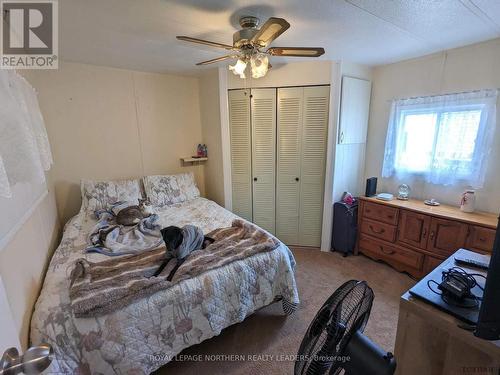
[331,200,359,256]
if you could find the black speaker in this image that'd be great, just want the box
[365,177,377,197]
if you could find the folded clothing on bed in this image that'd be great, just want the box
[69,219,280,317]
[86,202,163,256]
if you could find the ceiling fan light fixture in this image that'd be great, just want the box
[250,53,269,78]
[229,58,247,78]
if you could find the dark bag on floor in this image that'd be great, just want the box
[331,200,358,256]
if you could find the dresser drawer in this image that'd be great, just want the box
[362,201,399,225]
[361,219,397,242]
[467,225,496,253]
[423,256,444,276]
[359,235,423,270]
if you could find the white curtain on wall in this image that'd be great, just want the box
[0,71,52,249]
[382,89,497,188]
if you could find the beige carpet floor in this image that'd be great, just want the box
[155,248,415,375]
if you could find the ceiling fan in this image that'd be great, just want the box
[177,16,325,79]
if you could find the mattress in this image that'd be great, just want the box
[30,198,299,374]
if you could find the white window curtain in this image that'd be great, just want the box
[382,89,497,188]
[0,71,52,198]
[0,71,52,249]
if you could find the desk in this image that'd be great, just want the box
[394,249,500,375]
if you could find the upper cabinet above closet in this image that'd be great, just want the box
[338,76,371,144]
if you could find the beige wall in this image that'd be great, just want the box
[27,61,205,223]
[366,38,500,213]
[199,69,224,206]
[0,180,60,349]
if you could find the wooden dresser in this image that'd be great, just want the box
[356,197,498,278]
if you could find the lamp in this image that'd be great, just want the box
[229,59,247,79]
[250,53,269,78]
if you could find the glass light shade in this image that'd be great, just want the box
[250,54,269,78]
[229,59,247,79]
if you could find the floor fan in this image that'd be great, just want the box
[295,280,396,375]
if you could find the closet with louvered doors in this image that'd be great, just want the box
[251,88,276,233]
[228,86,329,246]
[228,89,253,222]
[277,86,330,247]
[228,88,276,233]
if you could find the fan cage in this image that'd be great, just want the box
[295,280,374,375]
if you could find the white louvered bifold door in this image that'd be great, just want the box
[276,87,303,245]
[299,86,330,246]
[228,89,253,221]
[251,89,276,233]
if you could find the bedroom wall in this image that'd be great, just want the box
[199,69,224,206]
[25,61,205,223]
[365,38,500,213]
[0,178,60,349]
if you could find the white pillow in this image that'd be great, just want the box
[143,172,200,207]
[81,179,143,211]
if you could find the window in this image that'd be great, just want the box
[382,90,497,187]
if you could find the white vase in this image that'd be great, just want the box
[460,190,476,213]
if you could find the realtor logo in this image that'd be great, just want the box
[1,0,58,69]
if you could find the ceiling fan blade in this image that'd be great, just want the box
[177,36,234,50]
[196,55,236,66]
[267,47,325,57]
[251,17,290,48]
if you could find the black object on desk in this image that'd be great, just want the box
[409,249,488,325]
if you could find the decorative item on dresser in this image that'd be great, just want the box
[356,197,498,279]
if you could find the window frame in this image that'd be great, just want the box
[382,89,497,188]
[393,103,485,178]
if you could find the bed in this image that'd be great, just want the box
[30,177,299,374]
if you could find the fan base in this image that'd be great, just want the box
[239,16,260,29]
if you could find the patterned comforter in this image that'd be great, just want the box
[30,198,299,374]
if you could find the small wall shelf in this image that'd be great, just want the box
[181,157,208,164]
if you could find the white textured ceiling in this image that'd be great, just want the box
[59,0,500,75]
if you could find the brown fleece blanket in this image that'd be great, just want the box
[69,219,279,317]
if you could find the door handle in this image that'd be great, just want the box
[295,177,299,182]
[429,231,435,240]
[340,131,344,143]
[422,228,427,238]
[253,177,257,181]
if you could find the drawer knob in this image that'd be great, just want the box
[369,225,385,234]
[380,246,396,255]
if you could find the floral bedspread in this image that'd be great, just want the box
[30,198,299,374]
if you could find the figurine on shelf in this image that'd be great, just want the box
[196,144,203,157]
